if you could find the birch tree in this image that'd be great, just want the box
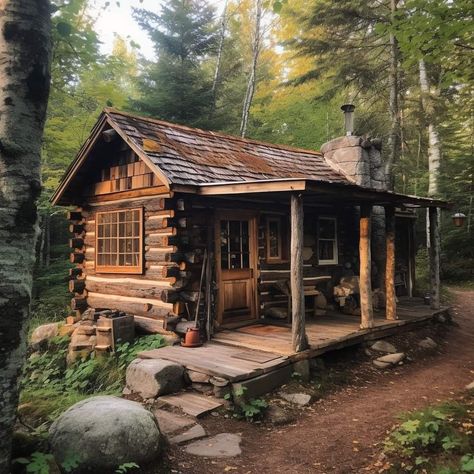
[240,0,263,137]
[418,59,441,198]
[0,0,51,469]
[209,0,229,119]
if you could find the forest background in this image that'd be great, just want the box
[36,0,474,326]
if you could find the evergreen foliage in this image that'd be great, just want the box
[132,0,218,127]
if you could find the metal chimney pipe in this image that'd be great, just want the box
[341,104,355,136]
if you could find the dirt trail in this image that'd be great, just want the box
[171,290,474,474]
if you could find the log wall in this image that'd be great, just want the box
[68,194,191,333]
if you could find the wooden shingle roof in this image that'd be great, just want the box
[105,108,349,186]
[51,108,449,209]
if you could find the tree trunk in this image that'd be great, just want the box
[419,59,441,198]
[385,0,401,190]
[359,205,374,329]
[385,207,397,320]
[290,193,307,352]
[429,207,441,310]
[239,0,263,138]
[209,0,228,120]
[0,1,51,470]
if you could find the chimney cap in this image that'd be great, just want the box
[341,104,355,113]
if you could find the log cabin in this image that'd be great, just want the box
[51,107,448,355]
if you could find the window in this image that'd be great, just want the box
[96,208,143,273]
[220,220,250,270]
[266,217,282,261]
[318,217,338,265]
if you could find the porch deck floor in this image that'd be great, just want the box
[139,298,449,383]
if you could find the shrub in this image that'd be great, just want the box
[19,334,166,427]
[384,398,474,473]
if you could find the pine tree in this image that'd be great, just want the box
[133,0,217,127]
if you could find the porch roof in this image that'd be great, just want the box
[172,178,450,209]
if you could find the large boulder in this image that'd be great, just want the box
[126,359,184,398]
[49,396,161,472]
[30,323,59,350]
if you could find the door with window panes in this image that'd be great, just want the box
[216,212,257,324]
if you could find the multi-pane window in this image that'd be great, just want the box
[220,220,250,270]
[96,208,143,273]
[267,217,282,260]
[318,217,338,265]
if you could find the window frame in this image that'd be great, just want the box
[95,207,144,274]
[266,216,285,262]
[317,216,338,265]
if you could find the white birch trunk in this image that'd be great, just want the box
[239,0,263,138]
[209,0,228,119]
[0,0,51,469]
[419,59,441,197]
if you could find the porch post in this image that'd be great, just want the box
[429,207,441,310]
[290,193,308,352]
[385,206,397,320]
[359,204,374,329]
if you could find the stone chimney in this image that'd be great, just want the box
[320,105,386,190]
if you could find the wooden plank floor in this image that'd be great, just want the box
[213,299,449,358]
[139,298,449,382]
[139,343,290,382]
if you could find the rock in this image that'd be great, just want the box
[186,371,210,384]
[292,360,310,382]
[191,383,213,394]
[209,376,229,387]
[58,324,76,337]
[418,337,437,349]
[153,408,195,435]
[266,406,295,426]
[185,433,242,458]
[70,334,96,350]
[373,352,405,369]
[81,308,96,321]
[66,347,94,365]
[169,424,206,445]
[126,358,184,398]
[436,314,447,323]
[465,381,474,391]
[49,396,161,472]
[279,392,312,406]
[30,323,59,349]
[74,324,95,336]
[370,340,397,354]
[213,385,232,399]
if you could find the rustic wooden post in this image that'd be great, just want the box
[385,206,397,320]
[429,207,441,310]
[290,193,308,352]
[359,204,374,329]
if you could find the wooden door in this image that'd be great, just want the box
[216,212,258,325]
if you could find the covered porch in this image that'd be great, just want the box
[190,178,449,353]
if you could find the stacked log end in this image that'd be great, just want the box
[68,208,87,313]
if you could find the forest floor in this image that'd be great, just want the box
[167,288,474,474]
